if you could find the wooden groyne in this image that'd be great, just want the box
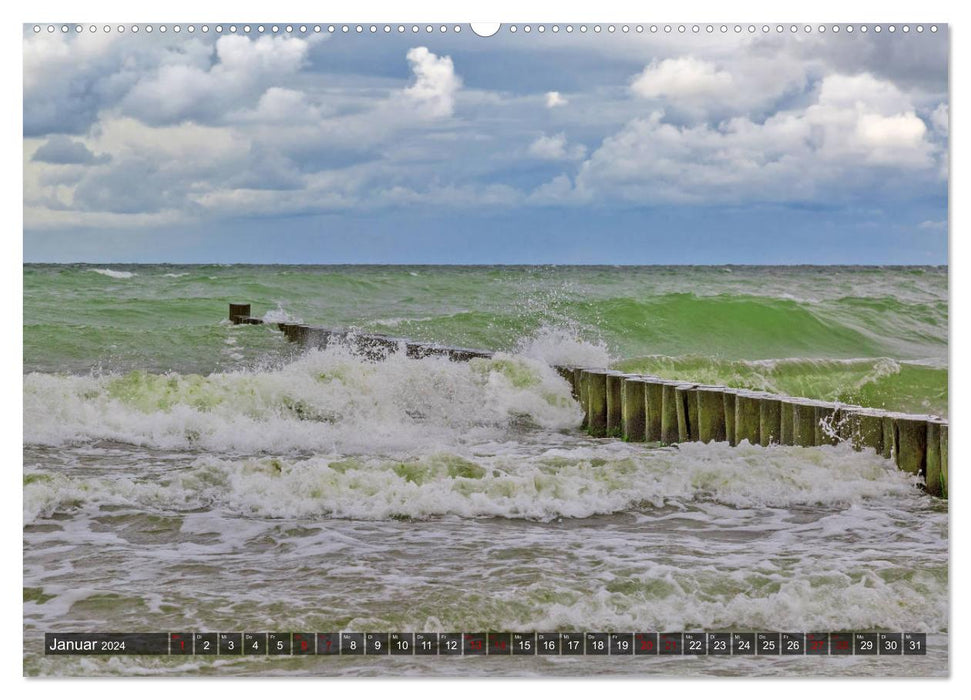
[230,303,949,499]
[229,303,494,362]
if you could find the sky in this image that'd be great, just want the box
[22,24,949,264]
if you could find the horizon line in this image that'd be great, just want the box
[22,261,949,267]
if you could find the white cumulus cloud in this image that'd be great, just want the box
[631,56,735,101]
[403,47,462,118]
[527,133,586,161]
[120,35,311,125]
[559,72,943,206]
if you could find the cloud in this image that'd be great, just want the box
[22,29,947,236]
[528,174,577,205]
[808,73,933,168]
[234,87,324,125]
[527,133,586,161]
[918,220,947,230]
[378,182,522,208]
[631,57,734,101]
[23,43,473,228]
[560,72,943,206]
[815,72,912,114]
[119,35,311,126]
[930,103,948,135]
[628,51,813,121]
[23,32,130,135]
[32,136,109,165]
[402,47,462,118]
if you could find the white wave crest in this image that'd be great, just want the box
[23,440,922,524]
[23,346,581,453]
[90,268,135,279]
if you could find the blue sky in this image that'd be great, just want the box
[23,24,949,263]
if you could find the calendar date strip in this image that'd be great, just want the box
[45,632,927,656]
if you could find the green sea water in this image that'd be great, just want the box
[24,264,948,415]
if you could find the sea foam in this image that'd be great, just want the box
[90,268,136,279]
[23,346,581,453]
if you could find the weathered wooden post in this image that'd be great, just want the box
[791,399,817,447]
[925,418,945,497]
[584,370,608,437]
[643,379,664,442]
[842,408,884,453]
[675,383,697,443]
[723,389,738,446]
[837,407,855,443]
[940,423,948,499]
[759,396,782,446]
[893,415,927,476]
[734,391,762,446]
[577,368,589,429]
[279,324,310,345]
[660,382,680,444]
[605,372,624,437]
[780,400,795,445]
[229,303,251,324]
[814,403,840,446]
[621,375,646,442]
[686,386,702,442]
[882,414,896,459]
[697,387,727,443]
[556,366,578,399]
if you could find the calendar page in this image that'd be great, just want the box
[23,17,948,679]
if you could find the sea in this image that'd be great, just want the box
[22,264,949,676]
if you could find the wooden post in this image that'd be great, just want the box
[925,419,945,497]
[759,397,782,446]
[723,389,737,446]
[279,324,310,345]
[621,376,647,442]
[355,333,397,361]
[573,368,584,404]
[675,383,697,443]
[814,404,840,446]
[585,370,608,438]
[697,387,727,443]
[660,382,680,445]
[644,379,664,442]
[606,372,624,438]
[792,400,817,447]
[894,415,927,476]
[734,391,761,446]
[940,423,948,499]
[229,303,251,324]
[842,408,884,454]
[882,414,896,459]
[577,368,589,429]
[780,400,795,445]
[686,386,701,442]
[556,366,578,399]
[837,407,855,443]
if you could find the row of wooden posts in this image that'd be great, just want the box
[554,367,948,499]
[230,304,948,499]
[230,303,493,362]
